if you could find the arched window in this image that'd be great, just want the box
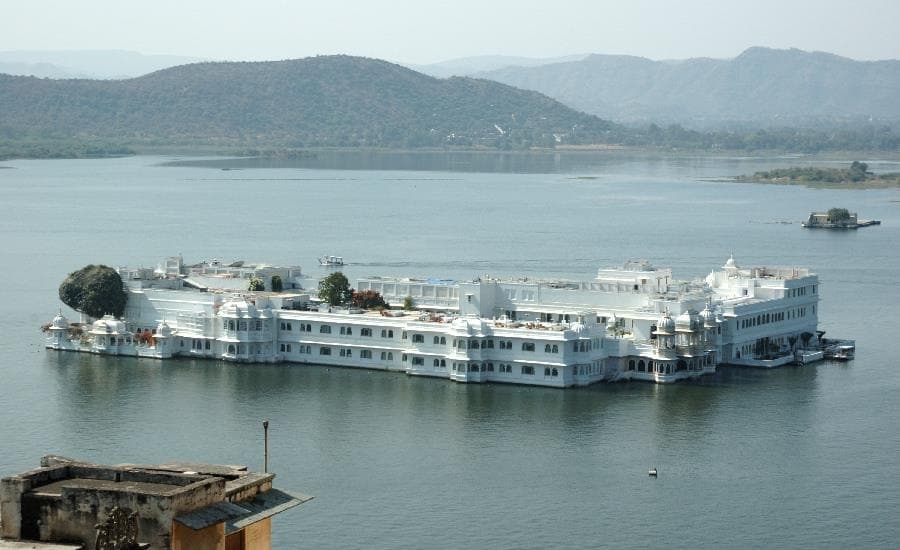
[628,359,635,371]
[545,344,551,353]
[552,344,558,353]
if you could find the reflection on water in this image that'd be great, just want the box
[3,155,899,549]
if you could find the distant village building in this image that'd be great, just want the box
[0,456,310,550]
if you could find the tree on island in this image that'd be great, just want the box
[350,289,386,310]
[827,207,851,221]
[58,264,127,319]
[248,277,265,291]
[849,161,869,182]
[319,272,353,306]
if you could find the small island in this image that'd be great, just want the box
[736,161,900,188]
[802,207,880,229]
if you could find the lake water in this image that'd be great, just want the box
[1,152,899,548]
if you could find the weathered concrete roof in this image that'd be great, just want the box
[174,488,313,533]
[0,540,83,549]
[28,478,183,497]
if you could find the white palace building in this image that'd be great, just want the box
[45,255,824,387]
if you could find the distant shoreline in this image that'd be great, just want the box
[4,143,900,161]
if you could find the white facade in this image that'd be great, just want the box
[45,255,825,386]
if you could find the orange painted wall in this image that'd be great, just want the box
[243,518,272,550]
[171,520,225,550]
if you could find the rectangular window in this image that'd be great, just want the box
[412,334,424,343]
[361,328,372,337]
[412,357,424,366]
[522,342,535,352]
[361,350,372,359]
[319,347,331,356]
[320,325,331,334]
[521,366,534,375]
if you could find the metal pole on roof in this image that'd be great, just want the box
[263,420,269,473]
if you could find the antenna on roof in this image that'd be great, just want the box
[263,420,269,473]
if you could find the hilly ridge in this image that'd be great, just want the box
[477,47,900,127]
[0,55,616,149]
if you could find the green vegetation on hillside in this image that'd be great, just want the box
[0,56,615,154]
[1,55,898,159]
[736,161,900,187]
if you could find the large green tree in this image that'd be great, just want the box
[58,264,127,319]
[318,272,353,306]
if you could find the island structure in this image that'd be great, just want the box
[802,208,881,229]
[44,255,845,387]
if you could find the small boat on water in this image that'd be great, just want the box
[648,468,658,476]
[826,344,855,361]
[319,255,344,267]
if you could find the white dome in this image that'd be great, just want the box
[700,306,717,327]
[156,321,173,337]
[655,313,675,334]
[219,299,259,318]
[569,322,586,334]
[91,315,127,334]
[51,313,69,329]
[723,255,738,270]
[676,310,701,331]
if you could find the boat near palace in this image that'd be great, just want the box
[319,255,344,267]
[44,254,848,387]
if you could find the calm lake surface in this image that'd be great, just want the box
[1,152,899,548]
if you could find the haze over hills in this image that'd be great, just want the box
[0,55,615,150]
[0,50,206,79]
[409,54,590,79]
[475,47,900,128]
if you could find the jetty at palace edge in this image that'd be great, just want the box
[45,255,851,387]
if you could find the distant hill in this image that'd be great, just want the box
[0,50,207,79]
[0,55,617,149]
[476,47,900,128]
[409,54,589,79]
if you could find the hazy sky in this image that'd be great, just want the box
[3,0,898,63]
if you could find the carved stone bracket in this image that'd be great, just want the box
[94,506,140,550]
